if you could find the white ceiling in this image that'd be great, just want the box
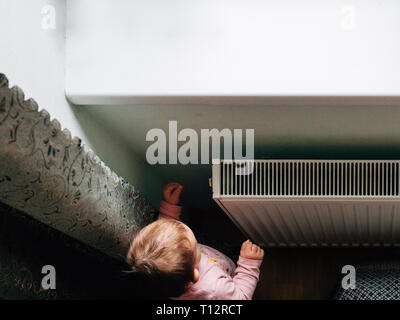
[66,0,400,105]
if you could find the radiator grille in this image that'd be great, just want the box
[219,160,400,197]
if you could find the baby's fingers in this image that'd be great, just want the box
[163,183,181,196]
[170,185,183,202]
[164,182,180,193]
[162,182,183,204]
[241,240,250,251]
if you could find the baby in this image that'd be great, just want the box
[126,182,264,299]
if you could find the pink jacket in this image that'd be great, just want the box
[158,201,262,300]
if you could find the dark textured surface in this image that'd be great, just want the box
[332,260,400,300]
[0,200,148,299]
[0,73,155,258]
[0,73,160,299]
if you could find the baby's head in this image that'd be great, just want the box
[126,218,200,297]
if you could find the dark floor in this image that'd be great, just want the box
[253,247,400,299]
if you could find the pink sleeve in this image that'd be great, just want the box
[211,256,262,300]
[158,200,182,221]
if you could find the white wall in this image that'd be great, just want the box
[0,0,162,206]
[1,0,88,140]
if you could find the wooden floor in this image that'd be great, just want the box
[253,247,400,300]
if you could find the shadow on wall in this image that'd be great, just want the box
[255,143,400,160]
[66,104,400,211]
[70,103,164,207]
[70,103,220,210]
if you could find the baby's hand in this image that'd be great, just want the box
[162,182,183,205]
[240,240,264,260]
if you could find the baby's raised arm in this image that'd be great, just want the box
[210,240,264,300]
[158,182,183,220]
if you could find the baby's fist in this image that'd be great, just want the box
[240,240,264,260]
[162,182,183,205]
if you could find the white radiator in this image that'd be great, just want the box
[212,160,400,247]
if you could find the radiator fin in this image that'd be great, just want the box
[220,200,400,247]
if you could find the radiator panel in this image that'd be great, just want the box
[213,160,400,247]
[216,199,400,247]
